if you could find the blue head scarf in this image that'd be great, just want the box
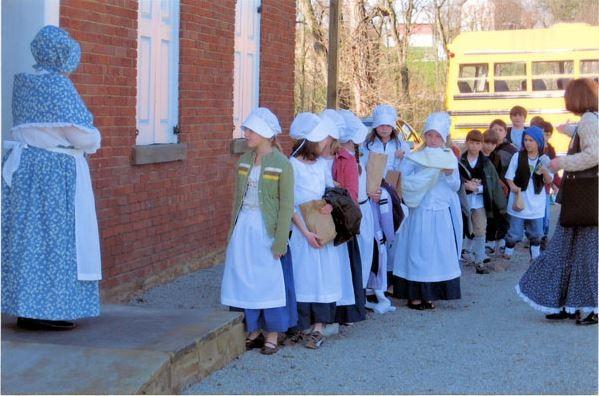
[522,126,545,153]
[12,25,96,132]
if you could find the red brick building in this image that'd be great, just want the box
[2,0,296,300]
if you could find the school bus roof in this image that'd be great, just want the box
[448,23,599,55]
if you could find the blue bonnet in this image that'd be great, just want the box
[31,25,81,73]
[12,25,96,132]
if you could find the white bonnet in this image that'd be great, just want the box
[423,112,451,142]
[319,109,343,139]
[371,104,397,129]
[241,107,281,138]
[290,112,333,142]
[338,109,368,144]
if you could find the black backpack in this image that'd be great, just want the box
[323,187,362,246]
[380,179,405,232]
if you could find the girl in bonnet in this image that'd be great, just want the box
[391,112,463,310]
[220,107,296,355]
[287,113,342,350]
[2,25,102,330]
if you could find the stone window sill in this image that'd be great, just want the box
[230,138,249,154]
[131,144,187,165]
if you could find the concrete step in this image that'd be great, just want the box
[1,304,244,394]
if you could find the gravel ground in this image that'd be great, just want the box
[132,205,598,395]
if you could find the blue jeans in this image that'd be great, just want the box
[506,215,543,248]
[542,193,550,237]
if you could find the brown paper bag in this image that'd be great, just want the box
[385,170,402,196]
[512,190,525,212]
[367,152,388,194]
[299,199,337,246]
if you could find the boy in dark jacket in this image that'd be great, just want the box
[488,119,517,254]
[459,130,507,274]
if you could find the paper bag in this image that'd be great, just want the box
[367,152,388,194]
[385,170,402,196]
[299,199,337,246]
[512,190,525,212]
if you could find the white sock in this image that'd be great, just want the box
[473,236,486,262]
[531,245,541,259]
[463,237,473,252]
[504,247,514,257]
[486,240,496,249]
[498,239,506,249]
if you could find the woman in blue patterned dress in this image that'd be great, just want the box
[2,25,102,330]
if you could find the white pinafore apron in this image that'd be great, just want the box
[221,166,286,309]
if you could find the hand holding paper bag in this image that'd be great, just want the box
[299,199,337,246]
[367,152,388,194]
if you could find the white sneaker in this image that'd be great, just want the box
[321,323,339,336]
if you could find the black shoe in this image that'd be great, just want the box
[366,294,378,303]
[576,313,598,325]
[545,310,576,320]
[475,264,490,274]
[17,317,76,330]
[407,301,425,310]
[540,237,548,251]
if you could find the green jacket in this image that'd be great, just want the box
[230,148,294,256]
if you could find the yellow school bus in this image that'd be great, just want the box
[446,23,599,153]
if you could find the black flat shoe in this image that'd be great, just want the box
[545,310,576,320]
[576,313,598,325]
[17,317,76,331]
[421,301,435,310]
[407,301,425,310]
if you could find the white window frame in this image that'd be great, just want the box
[136,0,180,145]
[233,0,261,138]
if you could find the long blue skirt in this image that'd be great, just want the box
[2,147,100,320]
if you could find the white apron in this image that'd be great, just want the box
[221,166,286,309]
[3,125,102,281]
[393,150,462,282]
[289,157,342,303]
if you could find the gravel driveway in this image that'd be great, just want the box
[132,205,597,394]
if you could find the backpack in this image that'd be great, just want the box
[380,179,404,232]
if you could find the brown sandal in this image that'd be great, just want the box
[245,333,264,350]
[260,341,280,355]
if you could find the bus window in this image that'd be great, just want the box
[458,64,488,93]
[532,60,574,90]
[581,59,599,75]
[494,62,526,92]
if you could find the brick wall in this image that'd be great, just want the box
[260,0,297,151]
[60,0,295,301]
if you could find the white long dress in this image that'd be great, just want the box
[357,162,375,288]
[289,157,342,303]
[393,151,462,282]
[361,136,411,177]
[221,166,286,309]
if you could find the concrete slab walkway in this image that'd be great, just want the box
[1,304,244,394]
